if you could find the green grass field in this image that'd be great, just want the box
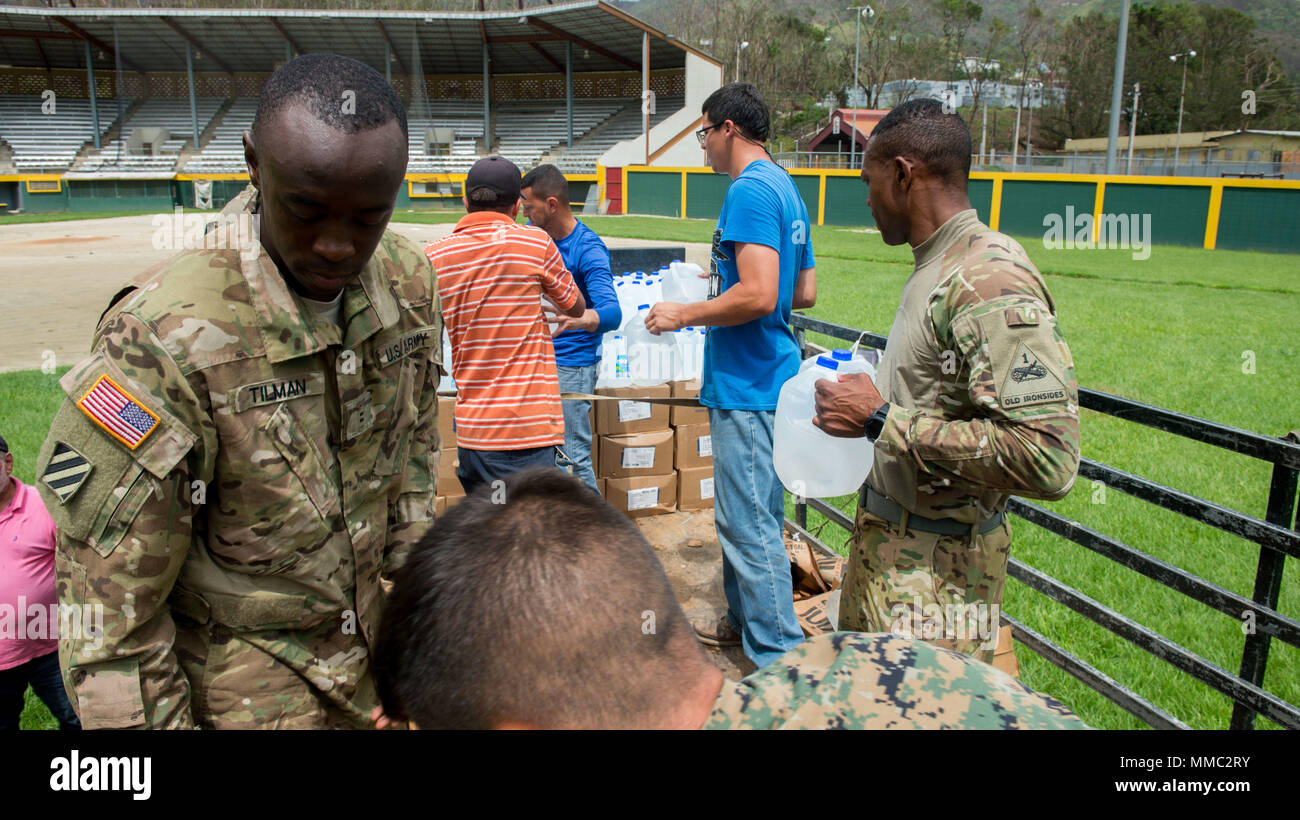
[5,211,1297,731]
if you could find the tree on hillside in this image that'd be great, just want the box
[1038,2,1298,144]
[930,0,981,89]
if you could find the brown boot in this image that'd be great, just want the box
[693,614,742,647]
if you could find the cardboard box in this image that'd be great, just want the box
[439,470,466,498]
[677,466,715,511]
[597,430,672,479]
[595,385,670,435]
[605,473,677,518]
[992,624,1019,678]
[599,430,674,479]
[670,379,710,427]
[596,478,606,498]
[674,423,713,470]
[437,396,457,450]
[434,492,465,516]
[438,443,466,497]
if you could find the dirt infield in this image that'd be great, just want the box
[0,215,710,374]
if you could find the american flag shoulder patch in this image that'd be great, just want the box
[77,374,160,450]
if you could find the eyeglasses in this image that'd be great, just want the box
[695,123,722,146]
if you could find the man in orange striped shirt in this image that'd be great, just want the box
[426,156,585,494]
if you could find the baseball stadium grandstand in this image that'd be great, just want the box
[0,1,721,212]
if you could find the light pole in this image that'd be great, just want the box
[1170,49,1196,174]
[1126,81,1140,174]
[848,5,874,170]
[734,40,749,84]
[1025,81,1041,171]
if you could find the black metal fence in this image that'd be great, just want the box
[789,313,1300,730]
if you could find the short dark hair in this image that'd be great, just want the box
[0,434,7,454]
[520,163,570,207]
[464,189,515,213]
[865,97,971,182]
[374,468,700,729]
[252,54,408,144]
[701,82,770,142]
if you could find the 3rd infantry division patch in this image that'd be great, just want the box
[42,442,93,503]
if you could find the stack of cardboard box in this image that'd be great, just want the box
[670,379,713,512]
[439,382,713,520]
[591,380,713,518]
[435,396,466,515]
[595,385,677,517]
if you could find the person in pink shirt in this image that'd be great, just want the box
[0,434,80,730]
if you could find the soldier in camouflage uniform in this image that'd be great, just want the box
[814,99,1080,664]
[34,55,440,729]
[374,468,1085,730]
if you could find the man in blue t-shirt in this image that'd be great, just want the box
[647,83,817,667]
[521,163,622,492]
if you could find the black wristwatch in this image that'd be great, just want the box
[864,402,891,442]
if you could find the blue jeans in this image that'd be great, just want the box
[457,446,559,497]
[556,364,600,493]
[0,650,81,730]
[709,408,804,667]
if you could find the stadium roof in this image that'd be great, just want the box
[0,1,719,76]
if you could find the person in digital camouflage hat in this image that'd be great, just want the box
[374,468,1086,730]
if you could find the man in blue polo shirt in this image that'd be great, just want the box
[647,83,817,667]
[521,163,621,492]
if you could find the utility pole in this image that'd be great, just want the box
[979,82,988,165]
[1012,87,1022,170]
[1026,82,1036,171]
[1104,0,1132,174]
[1126,81,1140,174]
[848,5,874,170]
[1170,49,1196,174]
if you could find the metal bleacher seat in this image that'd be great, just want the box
[79,97,223,175]
[183,97,257,174]
[0,94,121,172]
[551,95,684,173]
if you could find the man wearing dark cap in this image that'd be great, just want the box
[426,156,585,493]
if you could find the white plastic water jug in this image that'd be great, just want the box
[800,348,872,375]
[673,326,706,381]
[774,355,876,498]
[441,328,457,392]
[668,261,710,304]
[595,333,634,389]
[624,304,676,386]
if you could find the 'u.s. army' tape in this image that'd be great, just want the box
[559,392,702,407]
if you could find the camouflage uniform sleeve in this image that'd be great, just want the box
[874,260,1081,500]
[36,311,206,729]
[384,261,442,577]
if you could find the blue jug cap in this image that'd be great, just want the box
[816,355,840,370]
[637,303,650,310]
[831,349,852,361]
